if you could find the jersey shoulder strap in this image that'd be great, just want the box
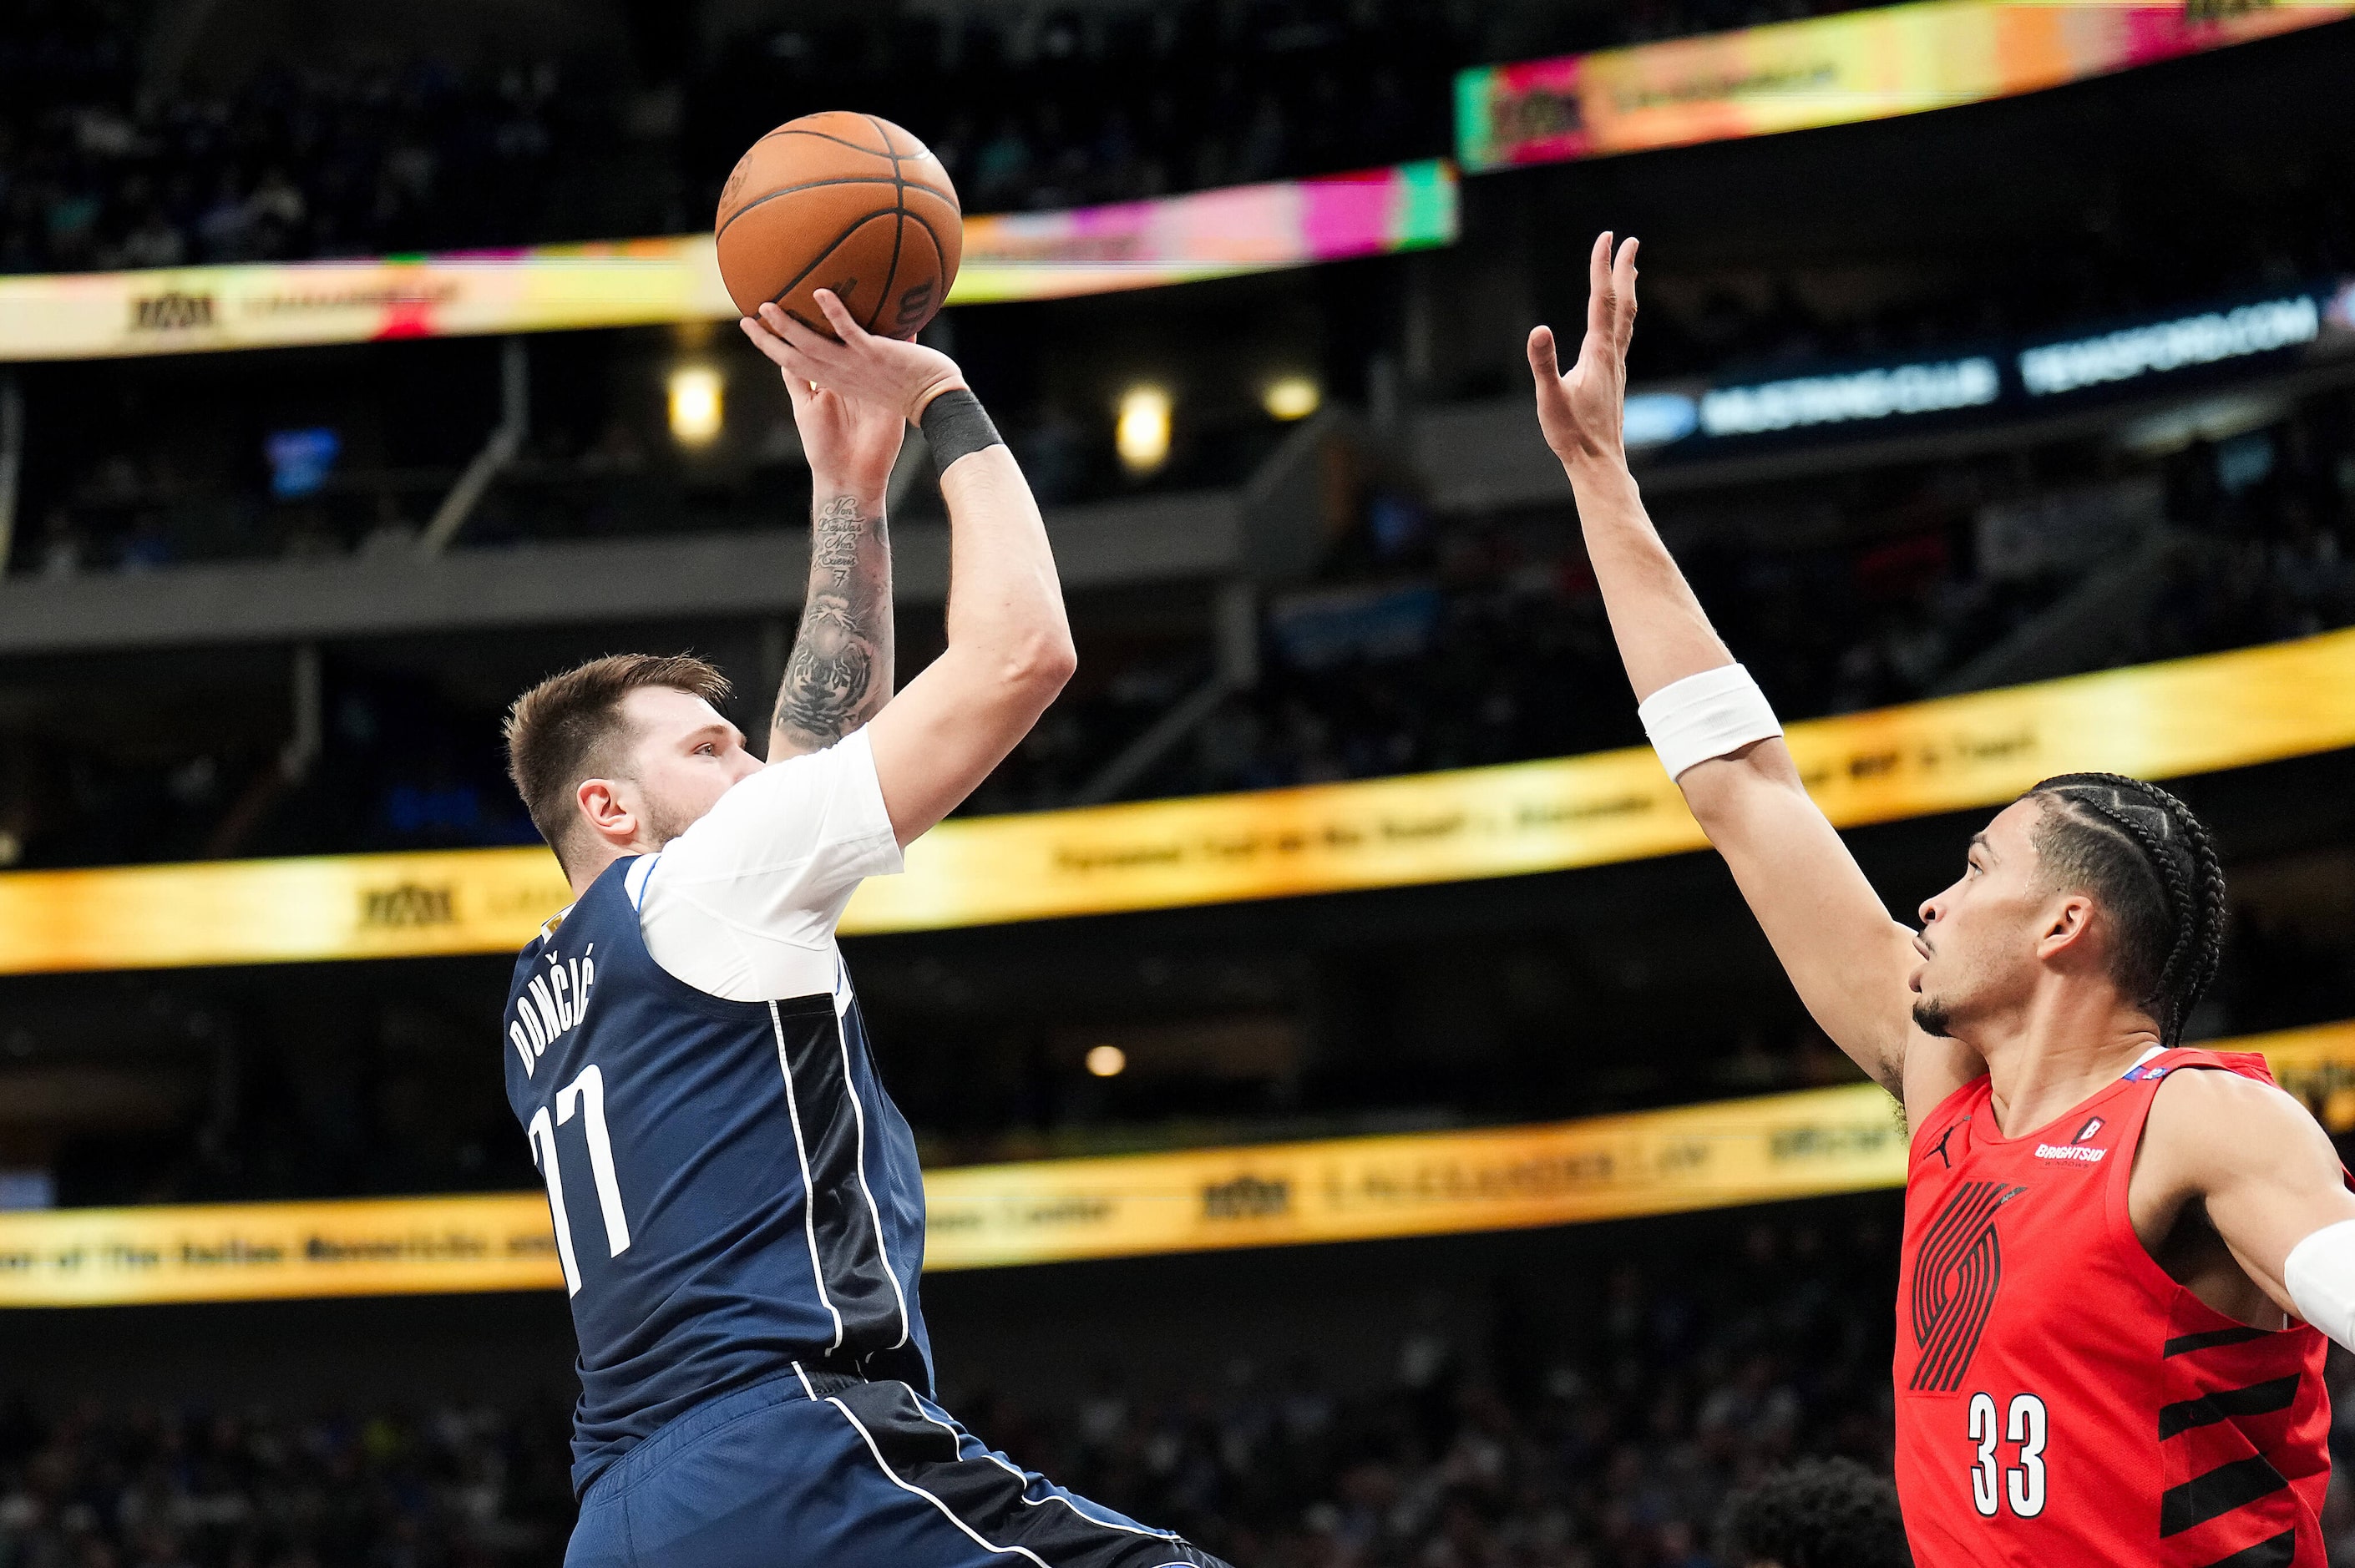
[2125,1046,2278,1087]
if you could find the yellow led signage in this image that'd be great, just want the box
[3,1020,2344,1307]
[0,1193,565,1308]
[1,628,2352,975]
[1458,0,2355,172]
[0,164,1456,363]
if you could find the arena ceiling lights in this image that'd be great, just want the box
[3,626,2354,976]
[1456,0,2355,172]
[0,162,1457,363]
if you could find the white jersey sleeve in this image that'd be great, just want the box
[626,727,904,1002]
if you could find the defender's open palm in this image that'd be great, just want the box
[1529,233,1638,468]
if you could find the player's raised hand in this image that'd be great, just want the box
[740,290,966,427]
[1528,232,1639,470]
[741,302,907,496]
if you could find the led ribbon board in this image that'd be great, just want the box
[1456,0,2355,172]
[1617,278,2355,454]
[2018,290,2343,398]
[0,162,1456,363]
[2,626,2352,974]
[2,1020,2347,1305]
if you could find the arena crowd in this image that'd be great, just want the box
[7,1206,2354,1565]
[0,1206,1940,1568]
[6,385,2351,870]
[977,389,2355,807]
[0,0,1912,277]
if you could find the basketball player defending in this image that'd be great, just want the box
[498,290,1228,1568]
[1531,235,2355,1565]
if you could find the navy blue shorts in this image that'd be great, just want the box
[565,1369,1233,1568]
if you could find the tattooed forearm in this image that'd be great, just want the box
[772,492,894,754]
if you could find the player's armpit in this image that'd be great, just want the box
[1678,738,1966,1110]
[2155,1069,2355,1326]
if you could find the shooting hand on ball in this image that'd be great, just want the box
[741,298,909,497]
[1528,233,1639,472]
[741,290,966,431]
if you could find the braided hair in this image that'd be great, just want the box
[2021,772,2228,1049]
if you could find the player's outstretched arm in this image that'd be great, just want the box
[742,306,902,760]
[2145,1069,2355,1344]
[744,289,1074,846]
[1528,234,1973,1110]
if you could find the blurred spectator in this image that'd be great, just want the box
[0,1392,580,1567]
[1,12,591,275]
[33,508,84,579]
[1722,1457,1911,1568]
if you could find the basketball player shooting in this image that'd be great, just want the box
[496,289,1230,1568]
[1531,234,2355,1565]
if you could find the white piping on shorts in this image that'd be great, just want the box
[914,1393,1180,1543]
[825,1396,1052,1568]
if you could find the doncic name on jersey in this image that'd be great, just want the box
[511,943,596,1075]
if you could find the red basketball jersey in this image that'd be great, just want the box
[1894,1048,2332,1567]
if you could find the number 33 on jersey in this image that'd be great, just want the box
[1966,1392,2046,1520]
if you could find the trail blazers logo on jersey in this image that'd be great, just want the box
[1910,1180,2026,1393]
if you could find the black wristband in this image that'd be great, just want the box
[918,387,1003,471]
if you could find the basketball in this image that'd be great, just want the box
[713,111,963,340]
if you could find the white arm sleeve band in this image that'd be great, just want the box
[1636,663,1784,781]
[2285,1218,2355,1350]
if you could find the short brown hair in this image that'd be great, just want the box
[504,653,731,872]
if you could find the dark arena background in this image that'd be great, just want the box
[5,0,2355,1564]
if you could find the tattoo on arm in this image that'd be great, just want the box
[773,493,894,753]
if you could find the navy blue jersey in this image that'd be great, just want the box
[502,856,932,1495]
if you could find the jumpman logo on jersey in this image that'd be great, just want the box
[1927,1115,1969,1170]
